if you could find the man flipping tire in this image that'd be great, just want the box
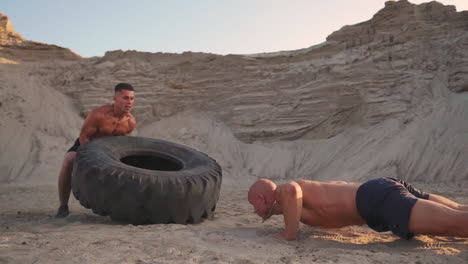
[56,83,136,218]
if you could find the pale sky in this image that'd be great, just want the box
[2,0,467,58]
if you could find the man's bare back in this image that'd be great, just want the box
[290,180,365,228]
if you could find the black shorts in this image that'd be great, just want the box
[355,177,429,240]
[67,138,81,152]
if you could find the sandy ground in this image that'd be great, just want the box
[1,182,467,264]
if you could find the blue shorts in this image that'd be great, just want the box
[355,177,429,240]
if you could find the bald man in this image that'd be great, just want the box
[248,177,468,240]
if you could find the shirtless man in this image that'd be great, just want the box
[248,177,468,240]
[56,83,136,218]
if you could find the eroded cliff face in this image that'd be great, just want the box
[0,1,467,183]
[0,13,81,62]
[40,0,468,143]
[327,0,468,94]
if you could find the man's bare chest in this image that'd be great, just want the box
[98,117,131,136]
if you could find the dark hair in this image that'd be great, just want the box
[114,83,134,93]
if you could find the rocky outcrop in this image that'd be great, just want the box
[327,0,468,94]
[0,13,81,62]
[0,13,24,45]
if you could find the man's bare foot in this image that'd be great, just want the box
[55,205,69,218]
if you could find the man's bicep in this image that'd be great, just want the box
[125,117,137,136]
[130,116,137,130]
[79,114,98,144]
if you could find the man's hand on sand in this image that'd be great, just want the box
[272,231,296,241]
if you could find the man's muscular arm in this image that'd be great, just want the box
[273,182,303,240]
[125,115,137,136]
[79,112,99,144]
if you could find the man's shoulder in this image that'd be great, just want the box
[88,105,113,116]
[127,112,136,120]
[94,104,113,112]
[277,181,304,191]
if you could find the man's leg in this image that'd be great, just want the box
[397,178,468,212]
[408,199,468,237]
[427,193,468,211]
[56,151,76,218]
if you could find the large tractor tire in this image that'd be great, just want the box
[71,136,222,224]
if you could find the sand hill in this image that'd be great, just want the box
[0,1,467,263]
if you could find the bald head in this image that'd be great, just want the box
[248,179,276,200]
[248,179,277,221]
